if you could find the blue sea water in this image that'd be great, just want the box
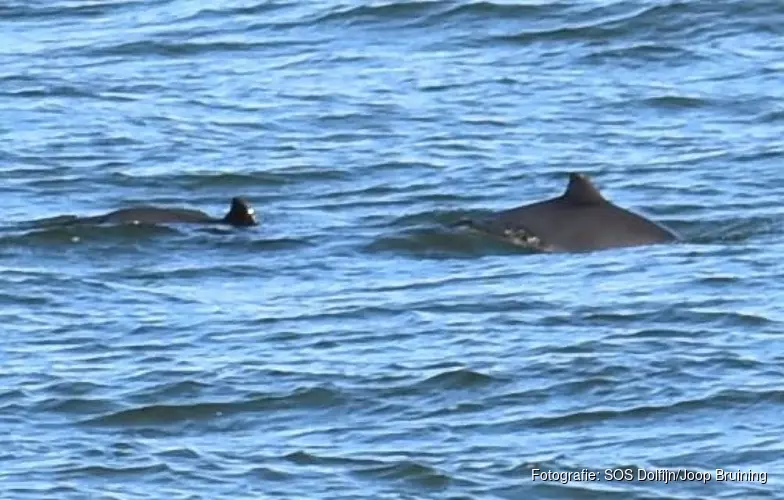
[2,0,784,498]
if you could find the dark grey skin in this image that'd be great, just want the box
[60,197,258,227]
[457,173,678,253]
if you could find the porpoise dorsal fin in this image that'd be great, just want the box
[223,196,259,226]
[562,172,606,205]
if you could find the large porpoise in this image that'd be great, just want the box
[457,172,678,252]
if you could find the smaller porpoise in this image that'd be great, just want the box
[457,173,678,253]
[62,197,258,227]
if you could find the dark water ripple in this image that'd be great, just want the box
[2,0,784,498]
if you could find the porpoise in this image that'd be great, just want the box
[457,172,678,252]
[55,197,258,227]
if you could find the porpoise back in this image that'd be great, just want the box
[464,173,678,252]
[55,197,258,227]
[95,207,217,224]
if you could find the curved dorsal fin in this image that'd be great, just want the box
[223,196,259,226]
[562,172,606,205]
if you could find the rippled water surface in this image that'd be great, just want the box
[2,0,784,498]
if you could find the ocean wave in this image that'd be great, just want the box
[353,459,453,489]
[84,385,348,426]
[489,1,779,47]
[315,0,452,27]
[640,95,713,109]
[107,169,351,190]
[527,388,784,428]
[2,485,81,498]
[282,450,388,467]
[180,1,293,22]
[60,463,173,477]
[89,39,280,58]
[0,0,149,20]
[1,84,99,100]
[583,42,704,66]
[35,397,120,416]
[412,368,502,390]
